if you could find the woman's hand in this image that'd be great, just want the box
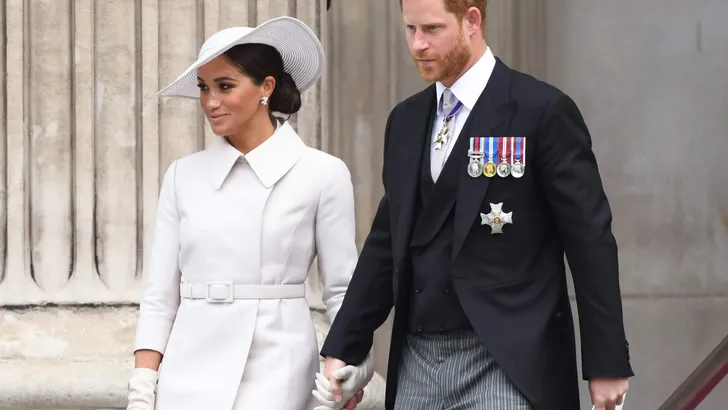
[126,367,158,410]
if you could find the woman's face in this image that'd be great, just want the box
[197,55,272,137]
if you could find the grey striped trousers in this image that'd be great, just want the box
[394,329,533,410]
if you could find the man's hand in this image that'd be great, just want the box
[311,356,371,410]
[324,357,349,402]
[312,372,363,410]
[589,377,628,410]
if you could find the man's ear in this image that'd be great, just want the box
[465,6,483,36]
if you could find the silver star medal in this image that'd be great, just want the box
[480,203,513,234]
[434,124,449,150]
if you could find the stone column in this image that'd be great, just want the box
[0,0,384,407]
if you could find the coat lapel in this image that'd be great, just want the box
[451,59,517,265]
[390,86,437,261]
[409,102,476,248]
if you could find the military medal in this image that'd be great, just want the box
[483,137,498,178]
[434,127,448,150]
[467,137,485,178]
[496,136,511,178]
[511,136,526,178]
[433,100,464,151]
[480,202,513,234]
[467,156,483,178]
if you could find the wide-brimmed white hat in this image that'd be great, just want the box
[156,16,324,98]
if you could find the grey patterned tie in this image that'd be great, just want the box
[431,89,458,181]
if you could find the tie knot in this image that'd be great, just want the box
[441,89,457,114]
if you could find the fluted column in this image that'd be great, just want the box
[0,0,329,306]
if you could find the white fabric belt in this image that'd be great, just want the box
[179,282,305,303]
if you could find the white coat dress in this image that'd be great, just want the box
[133,121,359,410]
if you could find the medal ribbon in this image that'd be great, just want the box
[469,136,486,157]
[521,137,527,164]
[444,101,464,123]
[500,137,510,163]
[485,137,498,163]
[514,137,523,164]
[434,100,464,150]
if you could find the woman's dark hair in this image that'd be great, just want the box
[223,43,302,116]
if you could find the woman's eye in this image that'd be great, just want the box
[219,83,232,90]
[197,83,208,91]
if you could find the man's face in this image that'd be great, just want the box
[403,0,471,84]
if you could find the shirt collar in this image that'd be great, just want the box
[435,46,496,113]
[206,121,306,189]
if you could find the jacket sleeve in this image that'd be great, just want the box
[535,93,633,379]
[134,160,182,355]
[320,108,397,365]
[315,158,359,325]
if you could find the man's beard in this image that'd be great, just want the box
[411,30,471,83]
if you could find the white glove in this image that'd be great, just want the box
[126,367,158,410]
[312,354,374,410]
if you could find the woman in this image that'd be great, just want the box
[126,16,365,410]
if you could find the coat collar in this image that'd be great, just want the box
[206,121,306,189]
[435,46,496,112]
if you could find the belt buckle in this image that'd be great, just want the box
[205,281,234,303]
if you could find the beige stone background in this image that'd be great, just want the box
[0,0,727,409]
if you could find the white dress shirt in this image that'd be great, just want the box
[429,46,496,179]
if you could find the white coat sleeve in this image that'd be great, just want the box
[134,160,182,354]
[315,158,359,324]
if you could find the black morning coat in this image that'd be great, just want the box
[321,57,634,410]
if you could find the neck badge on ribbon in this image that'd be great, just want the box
[434,100,464,151]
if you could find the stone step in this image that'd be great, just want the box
[0,307,385,409]
[0,358,128,409]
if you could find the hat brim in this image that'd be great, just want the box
[156,16,324,99]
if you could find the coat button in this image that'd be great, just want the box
[415,288,422,294]
[556,311,563,318]
[443,286,449,293]
[417,325,423,332]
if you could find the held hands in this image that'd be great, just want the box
[126,368,158,410]
[312,355,374,410]
[313,373,364,410]
[589,377,628,410]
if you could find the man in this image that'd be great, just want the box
[320,0,633,409]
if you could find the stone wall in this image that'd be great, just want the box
[546,1,728,407]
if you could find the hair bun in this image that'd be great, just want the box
[269,72,302,115]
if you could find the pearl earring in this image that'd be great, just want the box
[261,96,269,106]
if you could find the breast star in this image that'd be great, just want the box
[480,202,513,234]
